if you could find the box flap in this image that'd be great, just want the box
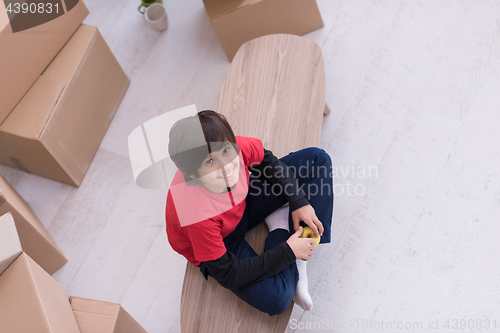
[206,0,323,61]
[0,174,62,252]
[203,0,263,20]
[70,296,120,332]
[40,24,129,185]
[210,0,282,60]
[70,296,147,333]
[28,254,80,332]
[0,23,129,187]
[0,76,67,139]
[0,212,23,276]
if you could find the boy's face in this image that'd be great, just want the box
[190,142,240,193]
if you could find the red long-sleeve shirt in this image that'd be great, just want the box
[165,136,308,289]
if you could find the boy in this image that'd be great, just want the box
[165,110,333,315]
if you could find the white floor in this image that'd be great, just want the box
[2,0,500,332]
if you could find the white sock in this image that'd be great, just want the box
[265,204,313,310]
[264,203,290,232]
[293,259,313,311]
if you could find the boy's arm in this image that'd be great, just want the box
[203,237,296,290]
[248,148,309,212]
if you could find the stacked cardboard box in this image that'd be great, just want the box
[70,296,148,333]
[0,212,22,275]
[0,213,147,332]
[203,0,324,61]
[0,174,67,275]
[0,0,89,121]
[0,3,130,187]
[0,213,81,332]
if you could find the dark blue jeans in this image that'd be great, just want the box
[199,147,334,316]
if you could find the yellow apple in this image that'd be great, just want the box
[300,226,320,247]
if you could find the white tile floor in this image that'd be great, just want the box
[2,0,500,332]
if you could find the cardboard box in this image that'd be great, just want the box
[0,212,23,276]
[0,252,81,332]
[70,296,147,333]
[0,24,130,187]
[0,0,89,121]
[0,174,67,275]
[203,0,324,61]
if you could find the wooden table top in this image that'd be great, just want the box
[181,33,326,333]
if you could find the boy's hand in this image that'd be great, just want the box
[286,227,316,260]
[291,204,324,239]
